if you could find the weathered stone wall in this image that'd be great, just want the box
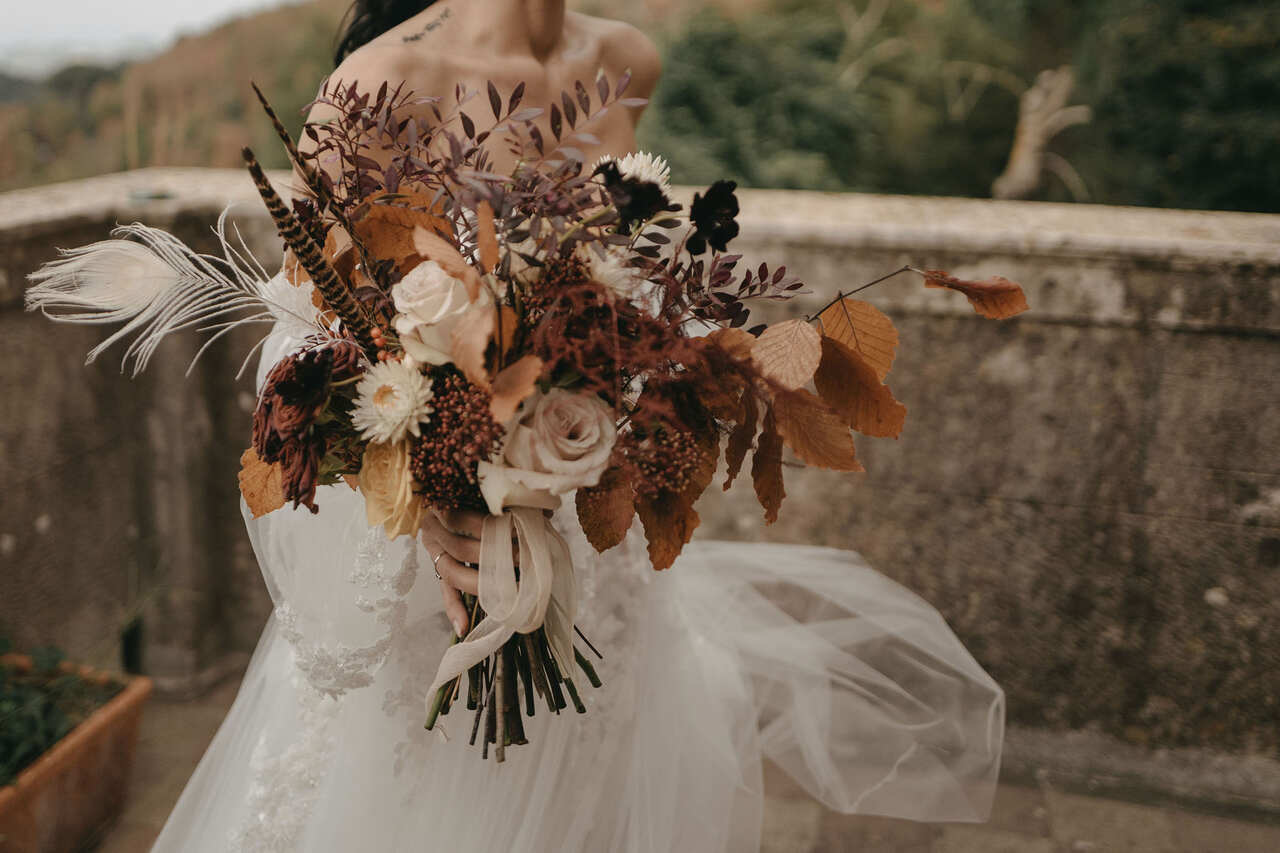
[698,191,1280,760]
[2,170,1278,767]
[0,170,284,693]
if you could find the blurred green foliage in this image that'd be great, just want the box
[639,0,1280,211]
[0,644,124,786]
[2,0,1277,212]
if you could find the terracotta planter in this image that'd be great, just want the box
[0,660,153,853]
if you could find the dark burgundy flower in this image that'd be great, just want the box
[687,180,739,255]
[279,437,323,513]
[252,346,349,463]
[270,348,335,413]
[328,339,365,381]
[252,396,283,462]
[594,161,679,233]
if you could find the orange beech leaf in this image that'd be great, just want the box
[751,319,822,390]
[637,426,719,570]
[751,406,786,523]
[636,496,700,572]
[496,305,520,360]
[476,200,499,274]
[413,225,485,302]
[706,327,756,362]
[489,354,543,423]
[238,448,285,519]
[692,369,745,422]
[576,466,635,553]
[773,389,864,472]
[723,389,759,491]
[815,298,898,380]
[449,302,495,389]
[814,337,907,439]
[352,204,440,271]
[922,269,1029,319]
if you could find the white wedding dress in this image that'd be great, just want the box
[151,322,1004,853]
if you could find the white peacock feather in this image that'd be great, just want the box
[25,208,331,378]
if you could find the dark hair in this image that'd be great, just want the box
[334,1,439,67]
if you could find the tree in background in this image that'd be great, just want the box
[1074,0,1280,212]
[643,0,1280,212]
[3,0,1277,212]
[640,0,1032,200]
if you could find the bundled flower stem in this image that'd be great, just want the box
[425,592,603,762]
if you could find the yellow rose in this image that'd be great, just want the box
[359,440,424,539]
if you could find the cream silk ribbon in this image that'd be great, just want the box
[426,506,577,702]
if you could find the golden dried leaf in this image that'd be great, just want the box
[814,337,907,439]
[723,389,759,491]
[476,200,499,274]
[706,327,756,362]
[413,226,485,302]
[450,302,496,389]
[816,298,898,381]
[772,388,864,472]
[751,319,822,390]
[922,269,1029,319]
[490,354,543,423]
[576,466,635,553]
[238,448,285,518]
[636,425,719,570]
[751,407,786,523]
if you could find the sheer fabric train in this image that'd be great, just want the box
[151,322,1004,853]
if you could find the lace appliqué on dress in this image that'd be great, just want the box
[233,528,423,848]
[274,530,419,698]
[230,676,338,853]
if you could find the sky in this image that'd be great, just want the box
[2,0,297,76]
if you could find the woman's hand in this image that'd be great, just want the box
[420,508,485,638]
[419,507,547,637]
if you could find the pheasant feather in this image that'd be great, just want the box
[251,82,332,212]
[241,146,378,355]
[250,83,385,290]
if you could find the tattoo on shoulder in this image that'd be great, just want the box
[403,8,452,43]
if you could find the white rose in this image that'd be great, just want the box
[391,260,473,365]
[477,389,617,514]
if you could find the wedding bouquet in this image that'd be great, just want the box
[26,75,1027,761]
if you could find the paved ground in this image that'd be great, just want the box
[92,678,1280,852]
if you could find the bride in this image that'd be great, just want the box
[150,2,1004,850]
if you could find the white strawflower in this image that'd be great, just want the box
[584,247,642,299]
[351,360,435,444]
[594,151,672,195]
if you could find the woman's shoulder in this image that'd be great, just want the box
[569,13,661,93]
[326,39,454,98]
[320,12,660,106]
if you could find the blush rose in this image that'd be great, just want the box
[477,389,617,514]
